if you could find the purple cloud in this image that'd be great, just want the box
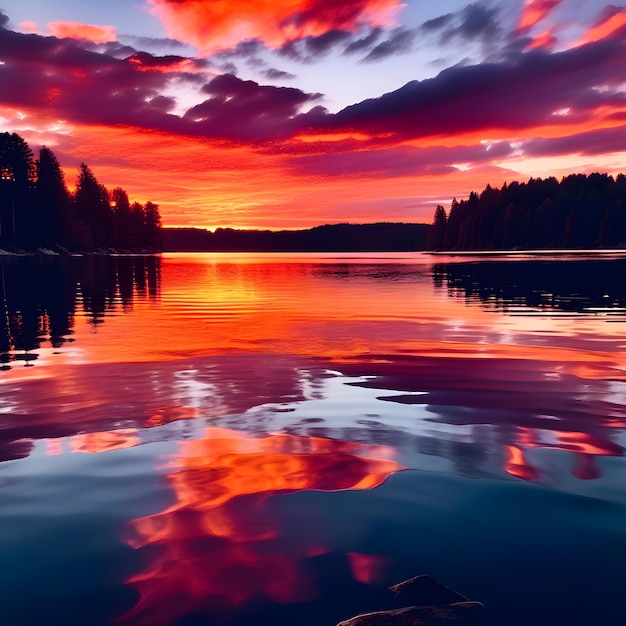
[184,74,322,139]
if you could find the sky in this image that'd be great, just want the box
[0,1,625,230]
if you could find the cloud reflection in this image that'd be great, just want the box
[120,427,401,625]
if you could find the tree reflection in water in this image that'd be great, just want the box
[0,255,160,367]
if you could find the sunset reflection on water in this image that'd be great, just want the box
[1,253,626,626]
[120,428,401,625]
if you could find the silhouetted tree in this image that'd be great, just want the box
[35,146,86,249]
[0,132,36,248]
[428,205,447,249]
[111,187,132,249]
[74,163,114,248]
[143,201,163,249]
[0,133,162,252]
[430,173,626,250]
[129,201,145,248]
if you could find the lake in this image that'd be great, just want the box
[0,252,625,626]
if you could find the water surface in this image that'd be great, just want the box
[1,252,625,626]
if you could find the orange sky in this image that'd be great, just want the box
[1,1,626,228]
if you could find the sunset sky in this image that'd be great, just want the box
[1,0,625,229]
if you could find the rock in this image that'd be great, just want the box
[445,602,484,626]
[389,575,468,607]
[337,603,483,626]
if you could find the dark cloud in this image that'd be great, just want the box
[279,29,352,62]
[263,68,297,81]
[0,10,9,29]
[2,14,626,152]
[344,4,501,63]
[184,74,322,139]
[523,124,626,158]
[421,13,455,32]
[217,62,238,74]
[121,34,190,51]
[215,39,265,59]
[245,57,267,69]
[449,3,500,42]
[308,36,626,140]
[421,3,501,45]
[99,41,139,59]
[126,51,209,72]
[293,142,516,177]
[0,26,208,134]
[360,27,415,62]
[343,27,383,55]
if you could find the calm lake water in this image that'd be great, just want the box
[1,252,625,626]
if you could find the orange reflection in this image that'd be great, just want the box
[121,427,402,625]
[504,427,623,482]
[70,429,140,454]
[504,445,540,480]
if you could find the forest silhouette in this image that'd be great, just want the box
[429,173,626,250]
[0,132,162,252]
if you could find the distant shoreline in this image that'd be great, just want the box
[427,248,626,256]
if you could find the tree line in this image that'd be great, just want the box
[428,173,626,250]
[0,132,162,252]
[163,222,430,252]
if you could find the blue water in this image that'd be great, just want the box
[0,253,625,626]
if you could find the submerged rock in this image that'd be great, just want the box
[337,603,483,626]
[337,576,484,626]
[389,575,468,607]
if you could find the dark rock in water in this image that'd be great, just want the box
[337,603,483,626]
[336,576,485,626]
[389,575,468,607]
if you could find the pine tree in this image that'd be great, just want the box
[428,205,447,250]
[0,132,36,248]
[74,163,113,248]
[143,201,163,250]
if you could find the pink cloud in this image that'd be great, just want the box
[19,21,38,34]
[148,0,402,50]
[48,21,117,44]
[517,0,563,33]
[527,28,558,50]
[578,6,626,45]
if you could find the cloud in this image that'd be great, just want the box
[343,27,383,54]
[19,21,38,34]
[2,9,626,151]
[0,10,8,29]
[308,35,626,140]
[279,29,352,61]
[47,21,117,44]
[263,68,297,80]
[147,0,402,51]
[184,74,323,139]
[360,27,414,62]
[578,6,626,46]
[293,142,516,178]
[420,3,501,45]
[516,0,563,33]
[120,34,192,53]
[0,26,191,132]
[526,28,558,50]
[215,39,265,60]
[126,51,209,74]
[523,124,626,158]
